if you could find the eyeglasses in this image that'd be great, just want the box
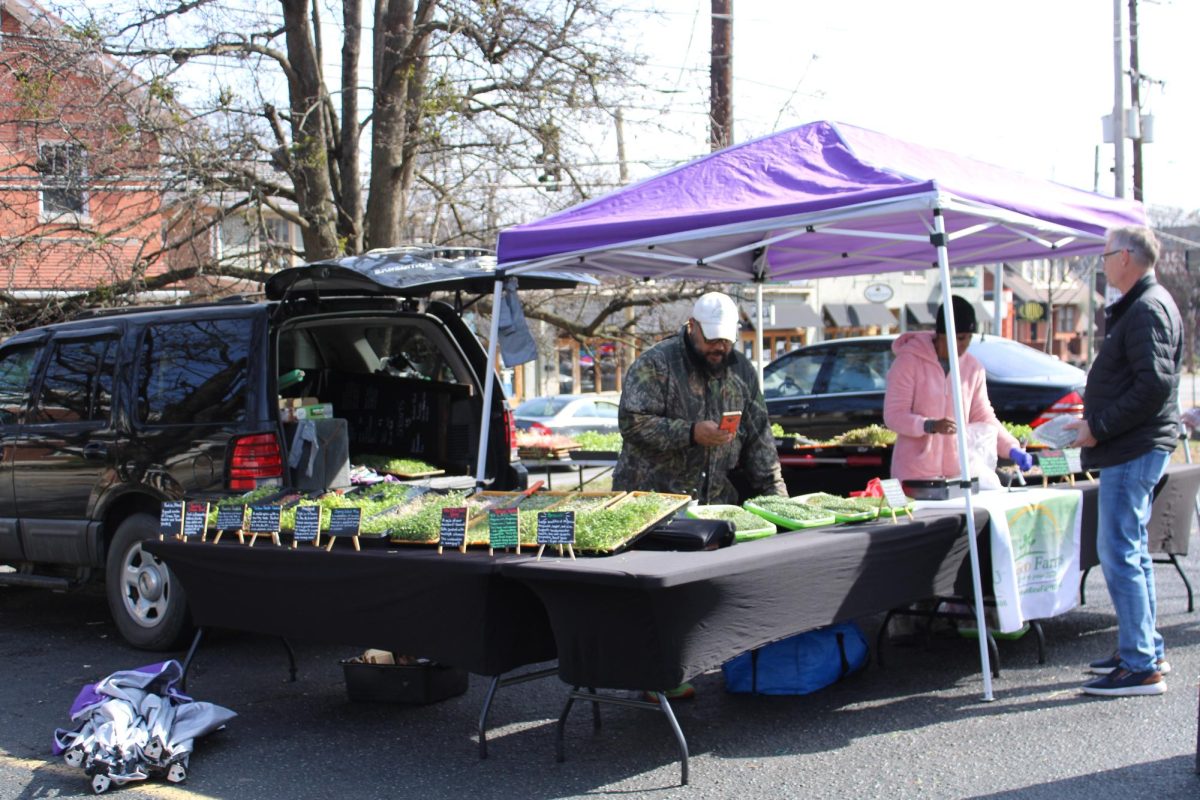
[1101,248,1127,258]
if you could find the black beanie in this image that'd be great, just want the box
[935,295,977,334]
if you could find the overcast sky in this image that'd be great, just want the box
[615,0,1197,213]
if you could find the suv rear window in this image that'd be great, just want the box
[137,318,252,425]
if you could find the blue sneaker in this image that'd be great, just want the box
[1088,652,1171,676]
[1082,668,1166,697]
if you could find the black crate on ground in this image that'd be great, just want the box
[340,659,469,704]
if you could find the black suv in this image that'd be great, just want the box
[0,247,576,650]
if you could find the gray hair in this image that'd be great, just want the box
[1107,225,1159,268]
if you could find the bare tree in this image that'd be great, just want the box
[83,0,639,258]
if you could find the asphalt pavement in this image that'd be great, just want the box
[1,522,1198,799]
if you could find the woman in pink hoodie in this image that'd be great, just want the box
[884,296,1030,481]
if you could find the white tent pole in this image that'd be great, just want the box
[933,208,995,701]
[993,263,1004,334]
[755,282,765,388]
[474,277,505,489]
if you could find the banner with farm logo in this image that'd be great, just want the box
[976,489,1082,633]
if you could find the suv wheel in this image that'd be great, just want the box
[105,513,191,651]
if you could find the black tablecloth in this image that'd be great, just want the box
[1067,462,1200,568]
[144,540,556,677]
[500,511,972,691]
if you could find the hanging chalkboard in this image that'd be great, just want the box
[292,505,322,547]
[488,507,519,553]
[159,501,184,539]
[182,502,209,540]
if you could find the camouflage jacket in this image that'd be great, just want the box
[613,328,787,505]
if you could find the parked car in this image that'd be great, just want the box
[513,392,621,438]
[0,246,583,651]
[763,334,1086,441]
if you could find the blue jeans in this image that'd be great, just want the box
[1096,448,1171,673]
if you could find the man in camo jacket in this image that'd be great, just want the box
[613,292,787,505]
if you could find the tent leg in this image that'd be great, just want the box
[932,207,994,701]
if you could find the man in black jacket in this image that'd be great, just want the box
[1066,225,1183,697]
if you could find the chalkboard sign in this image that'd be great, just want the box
[438,507,468,550]
[536,511,575,545]
[489,508,519,550]
[159,501,184,538]
[249,505,282,532]
[1039,450,1071,477]
[182,502,209,539]
[1064,448,1083,474]
[215,505,246,531]
[879,479,910,509]
[292,505,322,544]
[328,507,361,537]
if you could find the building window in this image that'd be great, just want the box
[1057,305,1077,333]
[38,142,88,217]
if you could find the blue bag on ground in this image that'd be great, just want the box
[722,622,868,695]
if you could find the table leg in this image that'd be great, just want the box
[478,666,559,759]
[280,638,297,682]
[180,627,204,693]
[1152,554,1194,613]
[556,687,690,786]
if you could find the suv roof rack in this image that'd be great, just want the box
[69,295,256,321]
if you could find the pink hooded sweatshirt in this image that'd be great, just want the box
[883,332,1018,482]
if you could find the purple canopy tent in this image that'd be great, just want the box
[475,120,1146,698]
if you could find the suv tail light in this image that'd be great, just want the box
[229,433,283,491]
[1030,391,1085,428]
[503,408,519,461]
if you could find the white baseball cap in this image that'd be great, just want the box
[691,292,739,342]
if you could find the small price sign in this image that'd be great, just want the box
[438,506,468,553]
[325,507,362,552]
[488,507,520,554]
[537,510,575,545]
[1064,448,1083,474]
[292,505,321,546]
[247,505,282,547]
[1038,450,1071,477]
[215,505,246,532]
[159,501,184,539]
[879,479,910,509]
[182,502,209,540]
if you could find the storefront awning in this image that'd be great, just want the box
[848,303,897,328]
[822,303,853,328]
[906,302,937,326]
[759,301,822,329]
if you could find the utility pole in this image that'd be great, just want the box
[1128,0,1143,201]
[710,0,733,151]
[1112,0,1125,198]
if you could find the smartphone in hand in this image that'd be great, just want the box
[719,411,741,435]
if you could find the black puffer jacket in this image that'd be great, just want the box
[1082,273,1183,469]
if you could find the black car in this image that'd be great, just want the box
[0,247,579,650]
[763,334,1086,441]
